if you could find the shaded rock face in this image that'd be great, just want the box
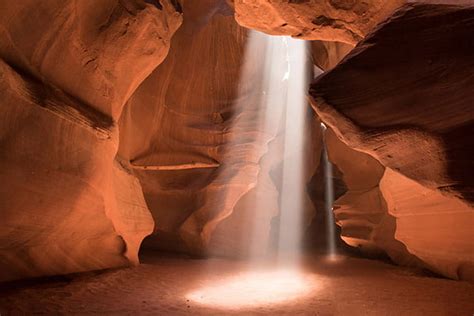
[310,2,474,280]
[311,2,474,204]
[0,0,182,281]
[310,41,353,71]
[233,0,405,44]
[305,128,348,253]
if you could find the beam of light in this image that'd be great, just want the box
[238,31,292,259]
[277,36,309,265]
[186,269,317,309]
[188,32,312,308]
[320,122,337,257]
[218,30,310,262]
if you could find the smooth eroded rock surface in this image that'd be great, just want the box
[0,0,181,281]
[326,129,421,266]
[310,2,474,279]
[381,168,474,280]
[0,60,126,281]
[311,41,354,71]
[119,1,318,257]
[311,2,474,203]
[119,1,269,256]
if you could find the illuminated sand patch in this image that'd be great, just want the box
[186,269,317,308]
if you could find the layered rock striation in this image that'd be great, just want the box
[310,2,474,279]
[0,0,182,281]
[1,0,473,283]
[119,0,319,257]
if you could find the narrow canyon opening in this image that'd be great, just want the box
[0,0,473,315]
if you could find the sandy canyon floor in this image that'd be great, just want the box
[1,252,473,315]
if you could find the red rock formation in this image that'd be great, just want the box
[0,0,182,281]
[380,169,474,280]
[208,107,320,257]
[0,0,181,119]
[1,0,472,284]
[119,1,318,257]
[311,2,474,204]
[326,129,421,266]
[310,2,474,279]
[0,60,123,281]
[232,0,404,44]
[118,1,261,255]
[311,41,353,71]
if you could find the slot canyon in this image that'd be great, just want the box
[0,0,473,315]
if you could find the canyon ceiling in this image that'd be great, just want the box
[0,0,473,283]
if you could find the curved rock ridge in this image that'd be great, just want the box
[310,2,474,279]
[208,107,320,258]
[380,168,474,281]
[119,1,318,257]
[118,2,262,255]
[311,41,354,71]
[0,60,146,282]
[0,0,182,281]
[310,1,474,204]
[326,129,422,266]
[0,0,182,119]
[233,0,405,44]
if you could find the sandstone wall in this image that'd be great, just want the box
[231,0,474,281]
[119,0,319,257]
[310,2,474,280]
[0,0,182,281]
[1,0,472,283]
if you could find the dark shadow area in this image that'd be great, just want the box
[304,151,353,256]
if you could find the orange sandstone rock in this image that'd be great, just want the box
[310,2,474,280]
[0,0,181,281]
[0,0,182,119]
[233,0,405,44]
[311,41,353,71]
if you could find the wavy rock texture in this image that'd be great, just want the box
[208,109,321,257]
[326,129,422,266]
[118,1,259,256]
[311,2,474,203]
[111,160,155,264]
[233,0,405,44]
[1,0,472,285]
[0,0,182,119]
[311,41,354,71]
[0,0,181,281]
[119,0,318,257]
[310,2,474,279]
[0,60,121,281]
[381,169,474,280]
